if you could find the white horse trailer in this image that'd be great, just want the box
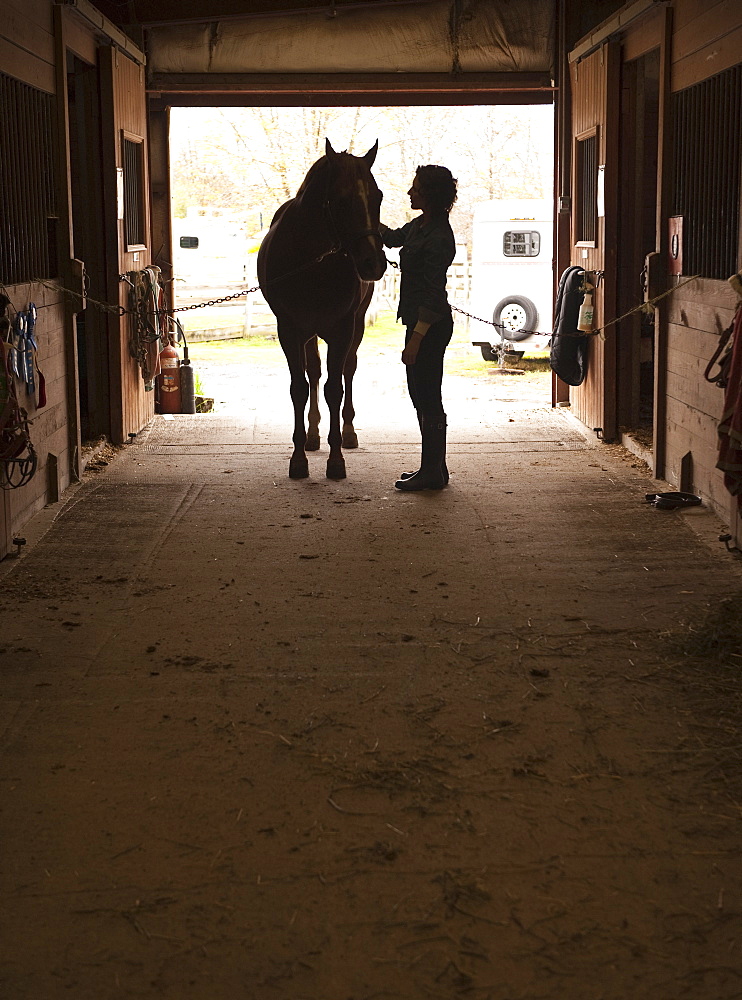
[470,198,553,356]
[172,209,251,288]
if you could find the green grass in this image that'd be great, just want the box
[364,311,408,348]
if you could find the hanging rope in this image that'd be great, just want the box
[124,267,171,389]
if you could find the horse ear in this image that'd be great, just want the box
[363,140,379,167]
[325,138,337,157]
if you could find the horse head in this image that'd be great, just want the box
[324,139,386,283]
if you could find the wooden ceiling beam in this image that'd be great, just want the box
[148,71,556,106]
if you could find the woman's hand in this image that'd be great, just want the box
[402,323,430,365]
[402,335,421,365]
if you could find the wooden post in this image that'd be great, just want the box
[602,40,621,443]
[652,6,674,481]
[53,4,82,481]
[98,45,125,444]
[0,486,11,560]
[148,100,173,288]
[553,0,571,406]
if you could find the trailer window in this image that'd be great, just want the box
[503,230,541,257]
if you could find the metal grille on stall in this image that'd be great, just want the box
[671,62,742,281]
[0,73,57,286]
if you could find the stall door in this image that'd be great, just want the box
[569,42,620,440]
[98,46,153,444]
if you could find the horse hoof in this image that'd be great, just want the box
[341,430,359,449]
[305,434,321,451]
[326,461,346,480]
[289,460,309,479]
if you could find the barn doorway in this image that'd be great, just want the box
[166,104,555,419]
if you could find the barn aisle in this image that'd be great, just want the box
[1,374,741,999]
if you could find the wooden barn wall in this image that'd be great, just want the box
[661,0,742,539]
[671,0,742,91]
[0,0,55,94]
[1,290,69,560]
[664,280,738,497]
[566,0,742,544]
[107,49,154,443]
[0,1,70,559]
[2,2,151,557]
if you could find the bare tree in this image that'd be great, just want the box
[169,104,554,252]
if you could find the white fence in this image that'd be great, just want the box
[175,262,475,341]
[371,263,472,333]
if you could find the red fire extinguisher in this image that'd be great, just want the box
[156,334,181,414]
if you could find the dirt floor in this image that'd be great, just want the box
[1,346,742,1000]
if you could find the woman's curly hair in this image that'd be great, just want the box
[416,164,458,216]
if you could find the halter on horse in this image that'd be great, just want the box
[257,139,386,480]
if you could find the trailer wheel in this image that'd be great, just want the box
[492,296,538,342]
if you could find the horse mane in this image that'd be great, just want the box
[295,149,368,201]
[294,156,331,198]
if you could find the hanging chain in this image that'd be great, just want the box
[172,285,261,313]
[171,244,347,312]
[29,259,702,341]
[27,243,345,320]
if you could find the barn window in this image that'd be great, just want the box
[672,62,742,280]
[122,132,147,249]
[0,73,58,285]
[575,129,598,246]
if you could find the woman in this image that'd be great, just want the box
[380,165,457,491]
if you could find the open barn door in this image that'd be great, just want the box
[98,46,155,444]
[567,41,620,441]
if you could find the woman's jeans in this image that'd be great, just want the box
[404,313,453,418]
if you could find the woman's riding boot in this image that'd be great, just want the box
[395,415,447,491]
[400,460,449,484]
[400,411,449,484]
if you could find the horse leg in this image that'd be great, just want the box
[324,336,350,480]
[341,351,359,450]
[279,328,311,479]
[341,283,372,449]
[304,337,322,451]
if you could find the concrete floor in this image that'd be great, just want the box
[1,361,741,999]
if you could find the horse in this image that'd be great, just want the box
[257,139,386,480]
